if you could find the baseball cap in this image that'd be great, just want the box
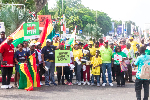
[36,42,41,45]
[46,39,51,42]
[7,36,13,40]
[29,43,35,46]
[104,40,108,43]
[1,31,5,34]
[88,41,93,44]
[129,37,133,39]
[78,42,84,45]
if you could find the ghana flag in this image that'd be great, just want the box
[28,53,40,87]
[37,18,55,48]
[19,63,33,91]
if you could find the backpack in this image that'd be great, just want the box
[140,64,150,80]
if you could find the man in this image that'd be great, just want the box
[23,41,30,52]
[99,38,104,47]
[42,39,60,86]
[95,42,100,51]
[53,35,59,46]
[122,43,134,83]
[140,38,144,47]
[129,36,138,53]
[134,46,150,100]
[120,39,126,51]
[99,40,113,86]
[0,37,14,89]
[0,31,6,44]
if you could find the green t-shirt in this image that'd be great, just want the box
[99,47,112,63]
[145,49,150,55]
[112,52,127,65]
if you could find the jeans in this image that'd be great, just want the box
[102,63,112,83]
[1,67,13,85]
[45,62,55,84]
[115,64,125,85]
[91,75,100,83]
[135,78,149,100]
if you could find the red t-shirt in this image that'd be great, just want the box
[0,43,14,67]
[99,43,104,47]
[120,45,126,51]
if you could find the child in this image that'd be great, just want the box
[91,50,102,87]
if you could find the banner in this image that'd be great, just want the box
[38,15,51,30]
[23,22,39,39]
[55,50,70,66]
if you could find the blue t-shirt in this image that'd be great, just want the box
[14,50,27,63]
[134,54,150,79]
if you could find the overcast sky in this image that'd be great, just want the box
[48,0,150,29]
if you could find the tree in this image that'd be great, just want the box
[0,5,31,36]
[83,23,94,39]
[92,24,102,41]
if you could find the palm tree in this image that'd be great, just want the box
[83,23,94,39]
[0,5,31,36]
[93,24,102,41]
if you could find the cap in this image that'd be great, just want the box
[46,39,51,42]
[78,42,84,45]
[36,42,41,45]
[1,31,5,34]
[7,36,13,40]
[29,43,35,46]
[88,41,93,44]
[66,44,70,47]
[129,37,133,39]
[104,40,108,43]
[83,44,88,49]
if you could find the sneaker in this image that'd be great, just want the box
[14,83,17,87]
[78,82,81,86]
[87,82,90,85]
[1,85,8,89]
[58,82,61,85]
[121,85,125,87]
[91,83,95,86]
[8,85,13,88]
[102,83,106,87]
[68,82,73,86]
[53,83,57,86]
[45,83,50,86]
[40,81,43,86]
[109,83,113,87]
[83,82,86,85]
[117,85,120,87]
[97,83,100,87]
[74,81,78,85]
[65,81,69,85]
[81,81,84,84]
[129,80,135,83]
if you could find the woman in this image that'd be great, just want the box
[36,42,45,86]
[14,44,27,87]
[112,46,127,87]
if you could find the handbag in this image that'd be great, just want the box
[120,61,128,71]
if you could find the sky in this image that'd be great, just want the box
[48,0,150,29]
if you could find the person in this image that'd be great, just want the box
[91,50,102,87]
[57,43,66,85]
[129,36,138,53]
[23,41,30,52]
[122,43,135,83]
[99,40,113,86]
[42,39,60,86]
[120,39,126,51]
[82,44,91,85]
[36,42,45,86]
[99,38,104,47]
[95,42,100,50]
[112,46,127,87]
[14,43,27,87]
[73,43,83,86]
[53,36,59,46]
[140,38,145,47]
[134,46,150,100]
[0,37,14,89]
[0,31,6,44]
[65,44,74,85]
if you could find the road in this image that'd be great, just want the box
[0,79,149,100]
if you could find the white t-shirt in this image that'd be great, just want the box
[23,47,30,52]
[122,48,130,64]
[70,51,73,63]
[37,49,42,64]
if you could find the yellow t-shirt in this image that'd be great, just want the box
[89,47,96,60]
[91,56,102,75]
[94,47,100,54]
[129,41,138,53]
[53,42,59,46]
[73,49,83,61]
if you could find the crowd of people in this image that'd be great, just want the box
[0,31,150,100]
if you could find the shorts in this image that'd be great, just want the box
[15,64,19,72]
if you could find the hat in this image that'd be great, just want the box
[129,37,133,39]
[78,42,84,45]
[83,44,88,49]
[46,39,51,42]
[36,42,41,45]
[7,36,13,40]
[29,43,35,46]
[31,40,37,44]
[104,40,108,43]
[88,41,93,44]
[66,44,70,47]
